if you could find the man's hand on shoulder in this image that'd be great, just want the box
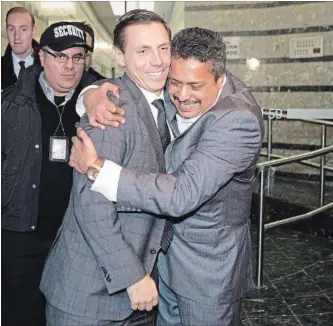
[127,275,158,312]
[84,82,126,129]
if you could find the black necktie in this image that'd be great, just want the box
[152,99,173,253]
[18,61,25,76]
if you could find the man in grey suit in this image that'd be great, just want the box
[70,27,264,325]
[40,10,173,325]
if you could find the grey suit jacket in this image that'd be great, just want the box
[115,72,264,305]
[40,74,166,321]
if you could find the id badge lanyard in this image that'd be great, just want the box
[49,103,69,162]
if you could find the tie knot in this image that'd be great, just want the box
[152,99,165,112]
[19,61,25,69]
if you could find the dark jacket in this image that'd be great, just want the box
[1,65,96,232]
[88,66,106,80]
[1,39,40,91]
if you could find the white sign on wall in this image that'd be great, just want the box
[289,36,323,58]
[223,37,241,60]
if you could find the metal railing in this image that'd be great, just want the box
[255,109,333,288]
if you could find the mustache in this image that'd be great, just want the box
[173,97,200,105]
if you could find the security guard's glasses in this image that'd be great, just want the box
[43,49,85,64]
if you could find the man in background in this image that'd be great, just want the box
[77,21,106,80]
[1,21,94,326]
[2,6,40,90]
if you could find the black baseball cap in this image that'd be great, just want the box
[39,21,90,52]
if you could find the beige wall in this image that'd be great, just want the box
[168,2,184,37]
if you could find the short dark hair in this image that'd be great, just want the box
[77,22,95,51]
[113,9,171,53]
[6,7,35,27]
[171,27,227,81]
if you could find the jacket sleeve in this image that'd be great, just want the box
[1,98,10,168]
[73,113,147,295]
[1,91,18,168]
[116,109,262,217]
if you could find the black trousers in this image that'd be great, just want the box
[2,229,52,326]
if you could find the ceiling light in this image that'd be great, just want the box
[41,2,75,10]
[109,1,154,16]
[39,2,76,17]
[109,1,126,15]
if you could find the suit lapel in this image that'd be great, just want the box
[5,57,18,88]
[122,74,166,170]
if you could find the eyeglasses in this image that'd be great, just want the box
[43,49,85,64]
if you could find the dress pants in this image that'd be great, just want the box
[46,303,157,326]
[2,230,52,326]
[157,257,242,326]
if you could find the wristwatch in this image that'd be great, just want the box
[86,157,104,181]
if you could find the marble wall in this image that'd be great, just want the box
[184,1,333,177]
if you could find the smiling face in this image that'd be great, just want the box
[168,57,225,118]
[39,46,86,96]
[115,22,171,96]
[6,12,36,58]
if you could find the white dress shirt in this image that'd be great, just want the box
[12,52,34,78]
[90,81,225,202]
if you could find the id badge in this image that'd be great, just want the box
[49,136,69,162]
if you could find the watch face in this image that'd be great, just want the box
[87,166,99,181]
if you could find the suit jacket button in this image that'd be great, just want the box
[150,248,156,254]
[106,276,111,282]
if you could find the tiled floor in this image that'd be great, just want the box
[242,228,333,325]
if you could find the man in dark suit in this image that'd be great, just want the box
[75,21,106,80]
[40,10,173,325]
[69,27,264,325]
[1,7,40,91]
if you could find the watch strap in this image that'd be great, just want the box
[92,157,104,169]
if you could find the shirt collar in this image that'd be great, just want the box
[12,51,34,65]
[139,86,164,105]
[222,75,227,87]
[38,72,76,106]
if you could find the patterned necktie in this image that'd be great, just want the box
[152,99,171,152]
[152,99,173,253]
[18,61,25,76]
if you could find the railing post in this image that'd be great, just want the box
[320,125,326,207]
[267,117,272,161]
[266,118,273,195]
[256,167,266,288]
